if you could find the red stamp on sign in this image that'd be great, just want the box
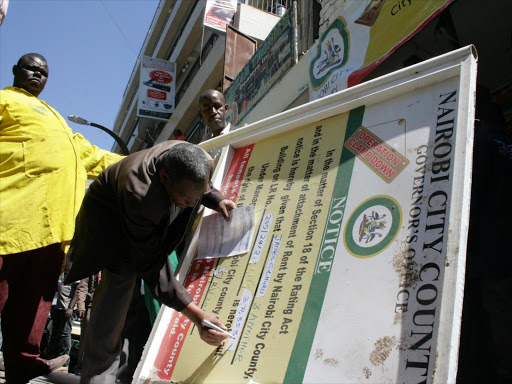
[345,126,409,183]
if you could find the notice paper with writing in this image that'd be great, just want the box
[197,205,255,259]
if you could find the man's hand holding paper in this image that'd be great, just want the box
[198,205,255,259]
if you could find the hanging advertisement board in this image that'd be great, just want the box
[137,56,176,121]
[204,0,237,33]
[135,46,477,384]
[308,0,453,101]
[225,4,297,126]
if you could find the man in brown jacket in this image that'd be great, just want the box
[65,141,235,383]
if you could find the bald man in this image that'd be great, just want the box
[0,53,123,382]
[199,89,231,140]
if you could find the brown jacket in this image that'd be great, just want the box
[65,141,225,310]
[76,274,100,311]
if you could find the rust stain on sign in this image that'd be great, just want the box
[369,336,396,366]
[393,311,405,325]
[392,244,419,289]
[314,349,324,359]
[323,358,339,367]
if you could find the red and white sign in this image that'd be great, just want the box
[204,0,237,32]
[138,55,176,121]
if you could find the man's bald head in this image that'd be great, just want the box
[13,53,49,97]
[199,89,225,107]
[16,53,47,67]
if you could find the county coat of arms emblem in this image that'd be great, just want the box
[344,195,401,258]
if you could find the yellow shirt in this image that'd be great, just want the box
[0,87,124,255]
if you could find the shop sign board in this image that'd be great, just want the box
[135,47,477,384]
[225,4,297,126]
[137,56,176,121]
[309,0,453,101]
[204,0,237,33]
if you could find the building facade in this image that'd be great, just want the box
[112,0,512,154]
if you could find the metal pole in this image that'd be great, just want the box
[89,122,130,155]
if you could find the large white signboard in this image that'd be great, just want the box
[135,46,477,383]
[137,56,176,121]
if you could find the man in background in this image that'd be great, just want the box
[73,273,100,374]
[42,279,79,366]
[173,128,185,141]
[0,53,123,382]
[199,89,231,140]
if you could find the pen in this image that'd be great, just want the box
[201,319,235,339]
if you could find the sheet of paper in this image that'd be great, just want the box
[197,205,255,259]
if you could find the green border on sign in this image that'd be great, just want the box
[343,195,402,258]
[283,105,365,384]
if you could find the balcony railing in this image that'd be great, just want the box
[241,0,291,16]
[174,32,219,107]
[164,1,199,61]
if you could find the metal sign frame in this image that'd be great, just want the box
[135,45,477,383]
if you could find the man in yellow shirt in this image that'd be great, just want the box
[0,53,123,383]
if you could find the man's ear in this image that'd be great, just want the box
[224,103,229,112]
[159,169,169,184]
[12,65,18,76]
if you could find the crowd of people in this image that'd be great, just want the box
[0,53,234,384]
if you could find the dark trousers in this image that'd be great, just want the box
[0,244,63,383]
[44,308,75,360]
[80,268,137,383]
[74,305,92,374]
[80,269,153,384]
[116,281,152,383]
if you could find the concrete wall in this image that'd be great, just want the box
[318,0,349,35]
